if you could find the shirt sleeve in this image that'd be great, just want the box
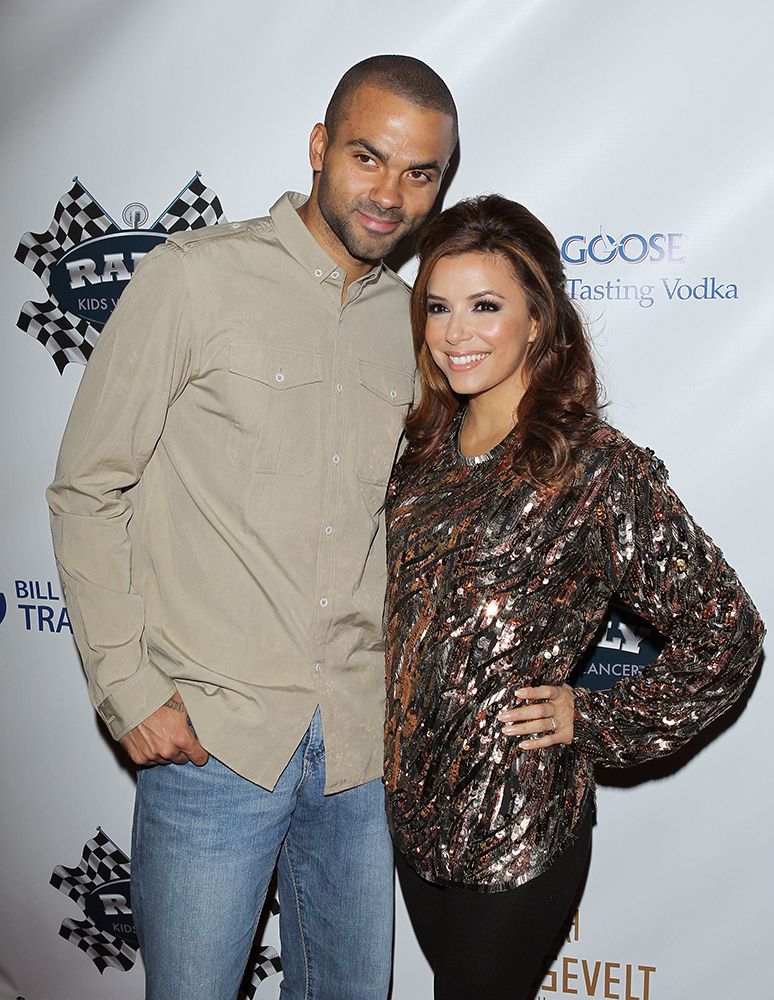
[46,242,198,740]
[572,444,765,766]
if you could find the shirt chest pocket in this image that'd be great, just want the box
[227,343,324,475]
[356,361,415,486]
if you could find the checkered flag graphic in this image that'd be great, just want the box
[15,179,119,371]
[240,895,282,997]
[241,945,283,998]
[152,172,225,234]
[15,179,120,286]
[51,828,137,974]
[15,173,225,372]
[58,916,136,974]
[17,298,99,373]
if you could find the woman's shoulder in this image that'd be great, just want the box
[574,414,670,484]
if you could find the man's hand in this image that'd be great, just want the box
[119,695,209,767]
[497,684,575,750]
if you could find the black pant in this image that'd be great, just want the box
[395,809,592,1000]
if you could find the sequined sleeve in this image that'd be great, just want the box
[573,447,765,766]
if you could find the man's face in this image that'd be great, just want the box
[311,84,456,264]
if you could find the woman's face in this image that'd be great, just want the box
[424,251,537,409]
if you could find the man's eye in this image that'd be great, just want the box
[355,154,376,166]
[408,170,432,183]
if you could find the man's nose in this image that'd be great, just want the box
[369,172,403,210]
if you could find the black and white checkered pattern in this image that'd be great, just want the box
[51,828,131,910]
[152,172,225,234]
[15,173,225,373]
[241,946,283,998]
[15,179,119,285]
[51,828,137,973]
[52,829,284,982]
[59,916,136,974]
[17,297,98,373]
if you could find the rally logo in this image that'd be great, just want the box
[52,829,282,994]
[51,828,137,973]
[15,173,225,373]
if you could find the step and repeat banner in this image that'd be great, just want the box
[1,2,771,998]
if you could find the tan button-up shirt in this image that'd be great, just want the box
[47,191,415,792]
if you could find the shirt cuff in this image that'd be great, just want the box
[571,687,605,760]
[97,662,177,741]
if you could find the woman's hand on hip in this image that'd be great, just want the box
[497,684,575,749]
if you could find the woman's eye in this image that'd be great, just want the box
[473,299,499,312]
[427,302,448,314]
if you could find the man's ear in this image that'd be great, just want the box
[309,123,328,172]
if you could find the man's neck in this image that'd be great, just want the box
[296,195,374,297]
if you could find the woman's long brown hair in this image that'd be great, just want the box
[405,194,601,487]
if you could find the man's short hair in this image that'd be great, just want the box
[325,55,458,145]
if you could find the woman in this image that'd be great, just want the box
[384,195,764,1000]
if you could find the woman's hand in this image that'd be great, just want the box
[497,684,575,749]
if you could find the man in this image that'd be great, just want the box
[47,56,457,999]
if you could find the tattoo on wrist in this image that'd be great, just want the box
[164,697,186,714]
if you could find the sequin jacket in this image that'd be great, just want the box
[384,416,764,890]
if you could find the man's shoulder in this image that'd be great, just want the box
[164,215,275,255]
[380,263,412,299]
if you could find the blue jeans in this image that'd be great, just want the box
[131,709,393,1000]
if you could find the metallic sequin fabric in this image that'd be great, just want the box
[384,415,764,891]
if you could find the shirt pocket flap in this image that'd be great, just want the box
[229,344,324,390]
[358,361,414,405]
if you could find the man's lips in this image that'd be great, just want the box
[354,209,401,234]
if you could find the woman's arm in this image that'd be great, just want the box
[498,444,764,763]
[570,445,764,766]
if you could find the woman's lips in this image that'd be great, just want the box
[446,352,491,371]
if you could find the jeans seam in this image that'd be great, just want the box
[281,839,312,1000]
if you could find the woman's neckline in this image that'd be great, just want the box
[455,409,519,466]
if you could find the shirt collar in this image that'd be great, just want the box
[269,191,384,286]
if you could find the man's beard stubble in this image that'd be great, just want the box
[317,170,409,264]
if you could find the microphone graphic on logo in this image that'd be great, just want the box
[122,202,149,231]
[0,592,6,626]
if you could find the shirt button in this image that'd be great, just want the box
[314,268,323,278]
[331,270,341,279]
[319,597,328,608]
[332,454,340,465]
[324,525,333,535]
[231,222,241,229]
[275,372,285,383]
[389,388,397,399]
[314,662,322,673]
[336,383,343,393]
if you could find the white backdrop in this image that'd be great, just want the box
[1,2,772,998]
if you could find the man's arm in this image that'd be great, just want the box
[120,693,208,766]
[47,241,207,765]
